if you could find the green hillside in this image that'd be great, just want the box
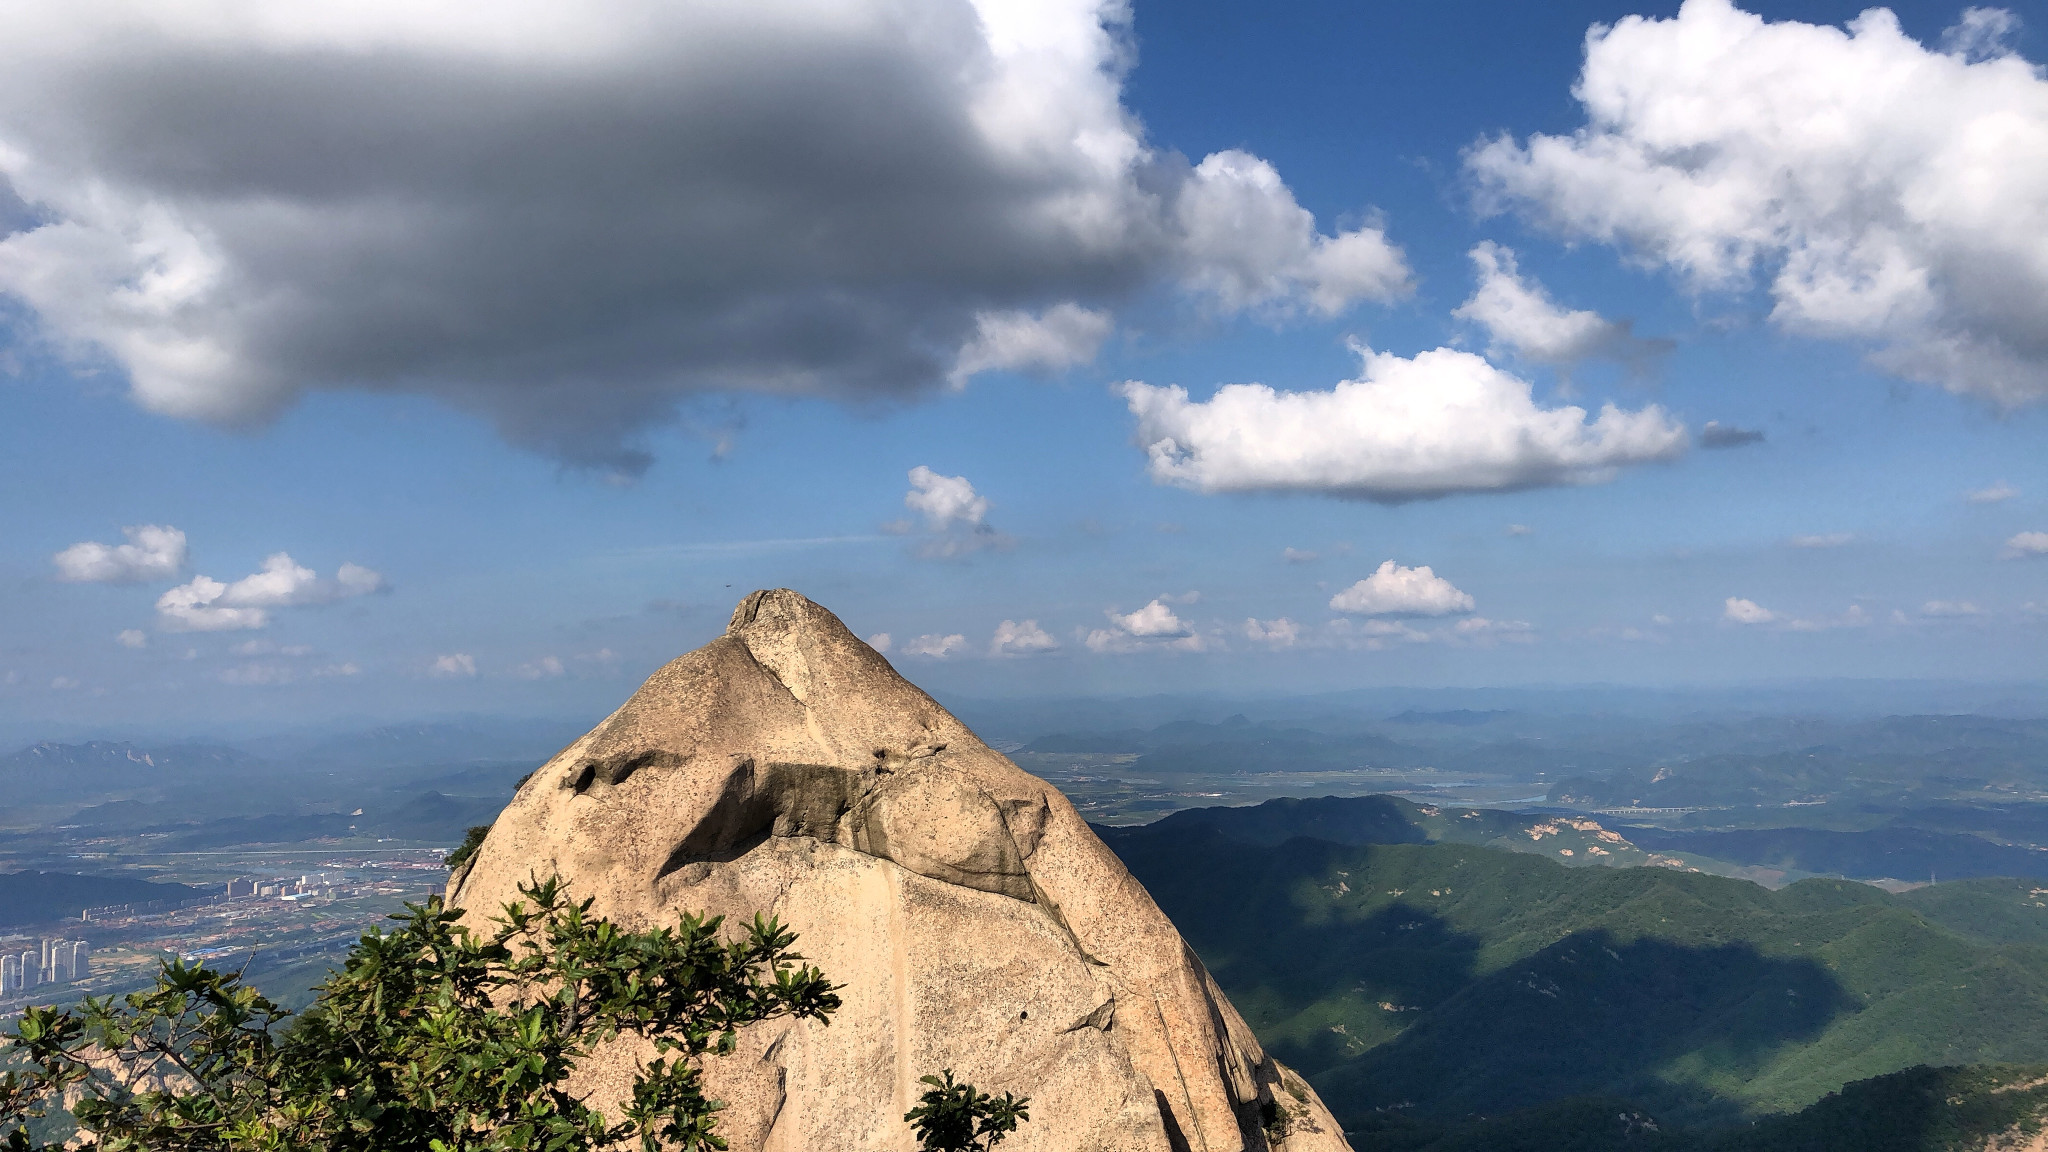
[1102,821,2048,1132]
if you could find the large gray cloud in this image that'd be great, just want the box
[0,0,1408,473]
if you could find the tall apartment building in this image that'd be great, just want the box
[0,939,90,996]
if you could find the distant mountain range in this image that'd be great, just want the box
[2,740,255,774]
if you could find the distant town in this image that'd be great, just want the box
[0,849,448,1017]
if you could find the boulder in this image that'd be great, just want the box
[452,589,1351,1152]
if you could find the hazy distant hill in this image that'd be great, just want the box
[1622,825,2048,882]
[0,871,204,927]
[2,740,255,774]
[1026,714,1428,771]
[1117,793,1659,868]
[1103,801,2048,1133]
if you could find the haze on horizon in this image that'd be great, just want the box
[2,0,2046,735]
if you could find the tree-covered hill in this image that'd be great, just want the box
[0,871,204,927]
[1101,817,2048,1134]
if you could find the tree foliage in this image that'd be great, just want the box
[1,876,839,1151]
[903,1069,1029,1152]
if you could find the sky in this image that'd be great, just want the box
[2,0,2046,736]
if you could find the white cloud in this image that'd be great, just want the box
[1469,0,2048,407]
[430,653,477,678]
[902,632,968,658]
[154,552,384,631]
[1111,600,1191,637]
[900,465,1007,558]
[1282,547,1320,564]
[1085,599,1206,653]
[866,632,893,654]
[52,524,186,583]
[1330,561,1476,617]
[1243,617,1301,648]
[2004,531,2048,558]
[155,577,270,632]
[1453,241,1667,369]
[949,303,1113,386]
[1790,532,1853,548]
[1922,600,1985,617]
[50,676,79,691]
[115,629,147,649]
[1969,482,2019,504]
[905,466,990,530]
[514,655,566,680]
[1507,524,1534,536]
[1172,150,1410,317]
[1723,597,1776,624]
[989,619,1059,657]
[0,0,1406,473]
[1120,345,1684,502]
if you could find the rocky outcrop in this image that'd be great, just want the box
[452,589,1351,1152]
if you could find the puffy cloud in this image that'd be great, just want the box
[1789,532,1852,548]
[866,632,893,654]
[949,303,1113,386]
[0,0,1405,474]
[905,466,990,530]
[1085,599,1205,653]
[2005,531,2048,558]
[1330,561,1475,617]
[1243,617,1301,648]
[514,655,566,680]
[1110,600,1191,637]
[155,552,385,630]
[1172,151,1410,317]
[430,653,478,678]
[115,629,147,649]
[52,524,186,583]
[1969,482,2019,504]
[1120,346,1684,502]
[902,632,968,658]
[1723,597,1776,624]
[901,466,1005,558]
[1453,242,1668,369]
[1469,0,2048,407]
[989,619,1058,656]
[156,577,271,632]
[1700,422,1765,449]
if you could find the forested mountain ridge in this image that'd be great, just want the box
[1101,801,2048,1139]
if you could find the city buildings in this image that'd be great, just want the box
[0,938,89,995]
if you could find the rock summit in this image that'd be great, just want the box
[452,589,1351,1152]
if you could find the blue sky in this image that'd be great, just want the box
[2,0,2045,734]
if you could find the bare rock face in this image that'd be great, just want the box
[452,589,1352,1152]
